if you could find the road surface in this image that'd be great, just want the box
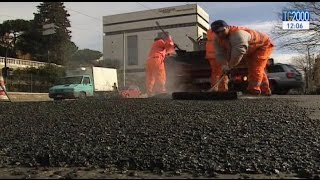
[0,95,319,179]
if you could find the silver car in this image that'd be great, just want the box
[267,63,304,95]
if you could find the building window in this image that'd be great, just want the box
[127,35,138,66]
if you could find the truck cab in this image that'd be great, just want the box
[49,75,94,100]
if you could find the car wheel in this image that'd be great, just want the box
[269,81,277,94]
[278,89,290,95]
[79,92,86,99]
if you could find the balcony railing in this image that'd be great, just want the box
[0,56,61,68]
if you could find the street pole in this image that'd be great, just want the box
[123,31,126,87]
[307,45,311,93]
[42,23,57,63]
[30,73,33,93]
[4,42,9,84]
[4,46,8,68]
[4,39,10,83]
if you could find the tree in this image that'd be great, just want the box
[0,19,31,35]
[93,58,122,69]
[69,49,102,66]
[291,55,309,71]
[272,2,320,53]
[291,53,319,92]
[13,20,45,60]
[0,3,78,63]
[0,19,32,58]
[33,2,77,65]
[313,55,320,88]
[38,64,66,84]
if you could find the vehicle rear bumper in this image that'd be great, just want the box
[273,80,304,89]
[49,92,78,99]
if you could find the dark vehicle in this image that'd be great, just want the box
[165,51,250,93]
[165,37,252,93]
[165,50,211,92]
[165,49,303,95]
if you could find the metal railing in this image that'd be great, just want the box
[0,56,60,69]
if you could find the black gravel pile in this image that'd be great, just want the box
[0,99,319,177]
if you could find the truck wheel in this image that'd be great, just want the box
[79,92,86,99]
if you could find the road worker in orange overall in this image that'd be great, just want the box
[205,28,229,92]
[210,20,274,96]
[145,35,175,97]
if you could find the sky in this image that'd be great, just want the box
[0,2,303,64]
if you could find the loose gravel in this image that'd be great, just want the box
[0,98,319,178]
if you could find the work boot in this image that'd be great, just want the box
[244,88,261,96]
[147,92,155,98]
[261,88,272,96]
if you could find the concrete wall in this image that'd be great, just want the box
[103,27,198,71]
[103,4,199,25]
[103,4,209,72]
[102,4,210,90]
[197,5,209,22]
[6,92,51,102]
[103,15,198,33]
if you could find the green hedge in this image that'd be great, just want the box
[6,64,66,93]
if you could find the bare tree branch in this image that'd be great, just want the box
[272,2,320,54]
[291,55,308,70]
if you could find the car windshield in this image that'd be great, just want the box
[55,76,83,85]
[267,65,285,73]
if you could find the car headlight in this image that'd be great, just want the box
[243,76,248,81]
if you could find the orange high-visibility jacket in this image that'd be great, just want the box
[214,26,273,66]
[205,29,215,59]
[147,36,175,61]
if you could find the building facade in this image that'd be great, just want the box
[103,4,209,88]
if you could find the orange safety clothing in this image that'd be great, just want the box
[215,26,274,95]
[145,36,175,96]
[206,29,228,92]
[206,29,215,60]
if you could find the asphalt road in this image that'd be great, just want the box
[0,95,319,179]
[240,95,320,120]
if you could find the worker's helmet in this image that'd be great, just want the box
[211,20,228,33]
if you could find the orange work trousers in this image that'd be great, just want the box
[145,57,166,95]
[246,43,274,94]
[207,58,229,92]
